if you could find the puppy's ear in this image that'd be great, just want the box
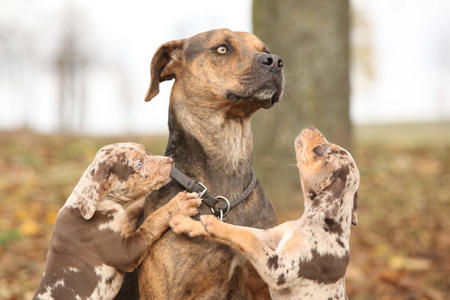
[76,162,111,220]
[145,39,184,102]
[351,190,358,226]
[307,177,345,221]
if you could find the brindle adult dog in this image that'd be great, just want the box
[116,28,284,299]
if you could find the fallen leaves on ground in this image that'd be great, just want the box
[0,129,449,299]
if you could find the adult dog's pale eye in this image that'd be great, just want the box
[136,161,143,168]
[216,45,228,54]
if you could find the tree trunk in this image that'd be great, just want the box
[252,0,351,209]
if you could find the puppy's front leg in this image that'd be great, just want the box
[109,192,201,272]
[172,215,295,290]
[170,214,271,260]
[139,191,201,244]
[170,214,209,237]
[200,216,268,255]
[125,198,146,233]
[202,216,289,289]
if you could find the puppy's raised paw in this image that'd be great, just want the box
[200,215,222,236]
[170,214,207,237]
[179,192,202,216]
[169,191,202,217]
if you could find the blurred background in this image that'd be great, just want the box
[0,0,449,299]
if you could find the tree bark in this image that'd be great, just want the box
[252,0,351,208]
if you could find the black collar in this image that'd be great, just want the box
[170,166,257,221]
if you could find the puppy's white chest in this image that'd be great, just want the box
[97,201,129,235]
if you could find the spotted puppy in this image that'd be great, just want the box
[33,143,201,300]
[170,127,359,299]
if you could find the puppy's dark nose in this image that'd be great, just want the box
[259,54,283,72]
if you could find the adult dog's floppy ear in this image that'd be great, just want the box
[145,39,184,102]
[76,162,111,220]
[307,176,346,221]
[351,190,358,226]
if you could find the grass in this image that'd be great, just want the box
[0,122,449,299]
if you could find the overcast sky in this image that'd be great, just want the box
[0,0,449,135]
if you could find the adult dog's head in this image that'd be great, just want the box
[145,28,284,115]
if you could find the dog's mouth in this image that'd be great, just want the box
[158,157,174,177]
[227,88,281,107]
[225,68,284,108]
[159,164,172,177]
[256,89,281,107]
[254,89,277,101]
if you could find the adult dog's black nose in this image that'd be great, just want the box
[259,54,283,72]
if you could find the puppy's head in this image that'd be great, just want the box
[76,143,173,219]
[295,127,359,226]
[145,28,284,114]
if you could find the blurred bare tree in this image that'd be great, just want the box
[55,6,89,134]
[351,6,376,91]
[0,4,36,130]
[252,0,351,205]
[436,28,450,120]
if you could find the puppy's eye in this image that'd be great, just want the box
[216,45,228,54]
[312,144,331,157]
[136,161,143,168]
[312,146,325,156]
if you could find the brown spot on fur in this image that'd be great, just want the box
[112,157,135,182]
[106,272,118,285]
[277,273,286,285]
[336,237,345,248]
[338,149,347,156]
[297,249,350,284]
[307,189,317,200]
[278,287,291,295]
[352,191,359,226]
[92,162,111,183]
[267,254,279,271]
[324,218,343,236]
[331,165,350,183]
